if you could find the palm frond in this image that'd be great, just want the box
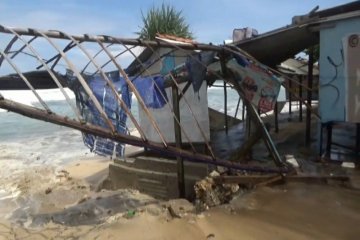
[138,3,193,40]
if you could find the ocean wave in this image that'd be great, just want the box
[0,88,75,112]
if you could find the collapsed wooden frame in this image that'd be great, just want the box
[0,26,306,187]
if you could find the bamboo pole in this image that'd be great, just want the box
[33,29,116,132]
[0,26,222,51]
[35,41,76,70]
[0,35,18,67]
[55,30,147,141]
[4,27,82,121]
[92,45,137,76]
[172,85,185,197]
[0,98,289,174]
[10,36,37,60]
[81,43,113,74]
[234,96,241,119]
[0,48,51,112]
[116,42,198,153]
[96,40,168,147]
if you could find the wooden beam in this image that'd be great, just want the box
[213,174,350,185]
[0,98,289,174]
[172,85,185,197]
[0,26,224,52]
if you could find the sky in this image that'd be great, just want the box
[0,0,355,74]
[0,0,354,43]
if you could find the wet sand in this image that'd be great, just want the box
[1,107,360,239]
[0,180,359,239]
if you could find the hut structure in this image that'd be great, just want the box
[0,1,359,199]
[317,12,360,160]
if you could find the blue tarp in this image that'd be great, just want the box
[82,72,131,158]
[185,52,215,92]
[132,75,168,109]
[67,72,168,158]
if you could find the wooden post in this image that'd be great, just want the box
[274,102,279,133]
[234,96,241,119]
[299,76,303,122]
[356,123,360,152]
[230,123,270,161]
[242,101,245,121]
[288,78,292,119]
[172,85,185,198]
[326,123,333,157]
[306,48,314,146]
[224,81,228,134]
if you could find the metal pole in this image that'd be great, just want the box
[172,85,185,197]
[306,48,314,146]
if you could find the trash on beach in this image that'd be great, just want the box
[194,171,240,211]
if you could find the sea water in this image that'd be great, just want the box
[0,83,240,164]
[0,82,241,140]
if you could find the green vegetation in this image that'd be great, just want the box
[137,3,193,40]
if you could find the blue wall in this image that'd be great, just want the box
[319,17,360,123]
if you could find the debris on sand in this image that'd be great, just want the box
[194,171,239,211]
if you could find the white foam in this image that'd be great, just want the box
[0,88,75,112]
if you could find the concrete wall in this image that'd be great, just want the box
[138,81,210,143]
[319,17,360,123]
[138,48,210,143]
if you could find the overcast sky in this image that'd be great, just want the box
[0,0,354,43]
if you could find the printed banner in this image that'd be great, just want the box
[227,57,281,113]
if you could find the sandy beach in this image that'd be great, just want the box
[0,108,359,239]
